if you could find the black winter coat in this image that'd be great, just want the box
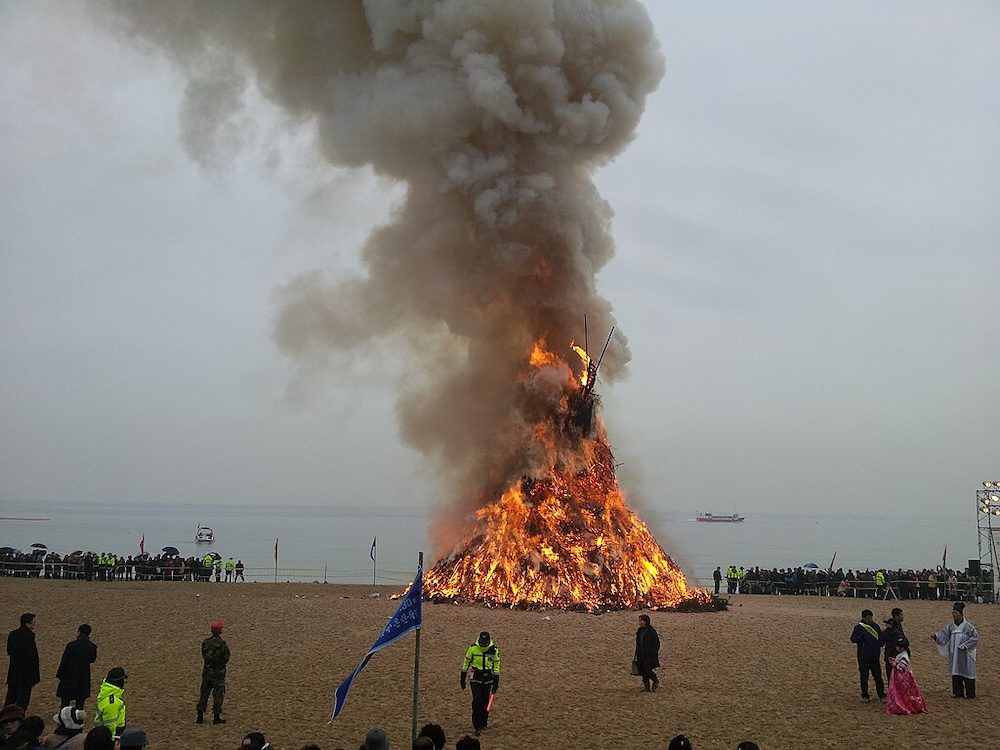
[635,626,660,669]
[56,634,98,699]
[6,625,40,687]
[881,618,905,662]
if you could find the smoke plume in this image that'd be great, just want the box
[101,0,664,545]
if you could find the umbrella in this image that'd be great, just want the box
[161,546,179,556]
[0,547,18,554]
[208,552,222,561]
[30,543,47,549]
[803,562,820,569]
[69,551,83,556]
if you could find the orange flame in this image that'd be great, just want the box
[529,339,560,368]
[570,342,590,385]
[425,437,709,611]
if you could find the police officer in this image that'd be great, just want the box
[460,631,500,736]
[224,557,235,582]
[201,553,214,582]
[94,666,127,739]
[726,565,737,595]
[874,570,886,599]
[196,620,230,725]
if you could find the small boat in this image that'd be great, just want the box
[195,525,215,543]
[696,512,745,523]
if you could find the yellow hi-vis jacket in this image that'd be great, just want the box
[875,571,886,586]
[462,641,501,683]
[94,680,126,736]
[225,558,235,572]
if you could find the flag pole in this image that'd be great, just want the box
[411,551,423,744]
[274,537,278,583]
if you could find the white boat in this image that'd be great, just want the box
[195,525,215,543]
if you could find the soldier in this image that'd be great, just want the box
[459,631,500,736]
[196,620,230,724]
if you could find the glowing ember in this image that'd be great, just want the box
[425,363,711,611]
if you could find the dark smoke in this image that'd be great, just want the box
[100,0,664,547]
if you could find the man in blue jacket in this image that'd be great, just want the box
[850,609,885,702]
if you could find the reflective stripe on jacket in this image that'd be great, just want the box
[462,641,500,682]
[94,680,126,735]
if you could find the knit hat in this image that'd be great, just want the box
[210,619,225,632]
[952,601,965,613]
[0,704,25,722]
[53,706,86,730]
[119,727,149,748]
[668,735,693,750]
[241,731,271,750]
[363,726,390,750]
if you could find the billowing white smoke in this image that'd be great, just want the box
[101,0,664,540]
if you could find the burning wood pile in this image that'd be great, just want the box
[424,338,714,612]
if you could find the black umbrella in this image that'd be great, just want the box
[161,546,179,556]
[30,543,47,549]
[0,547,18,554]
[208,552,222,561]
[69,551,83,556]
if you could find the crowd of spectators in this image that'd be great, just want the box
[717,564,992,601]
[0,549,242,583]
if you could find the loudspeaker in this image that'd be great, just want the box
[968,559,981,575]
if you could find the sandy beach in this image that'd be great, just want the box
[2,578,995,750]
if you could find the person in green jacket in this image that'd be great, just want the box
[93,666,127,738]
[224,558,235,583]
[196,620,230,725]
[460,631,500,736]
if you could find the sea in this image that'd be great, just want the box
[0,500,979,588]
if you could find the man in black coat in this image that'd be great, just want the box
[850,609,885,702]
[56,623,98,709]
[5,613,39,710]
[881,607,905,680]
[634,614,660,692]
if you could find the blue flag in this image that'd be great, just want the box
[331,565,422,719]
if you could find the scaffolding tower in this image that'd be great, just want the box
[976,481,1000,603]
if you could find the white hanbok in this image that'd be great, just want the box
[934,619,979,679]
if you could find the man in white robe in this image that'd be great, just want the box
[931,601,979,698]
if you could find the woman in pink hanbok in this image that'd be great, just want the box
[885,637,928,715]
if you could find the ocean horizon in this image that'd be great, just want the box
[1,500,978,587]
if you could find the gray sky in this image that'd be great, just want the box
[2,1,998,518]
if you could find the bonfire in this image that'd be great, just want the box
[424,339,715,612]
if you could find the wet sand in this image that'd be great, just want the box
[2,578,995,749]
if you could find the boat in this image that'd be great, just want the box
[195,525,215,543]
[696,512,745,523]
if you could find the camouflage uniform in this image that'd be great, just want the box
[196,632,230,721]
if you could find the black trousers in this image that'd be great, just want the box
[4,683,32,710]
[952,675,976,698]
[470,681,491,730]
[714,579,721,594]
[640,664,658,690]
[858,658,884,699]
